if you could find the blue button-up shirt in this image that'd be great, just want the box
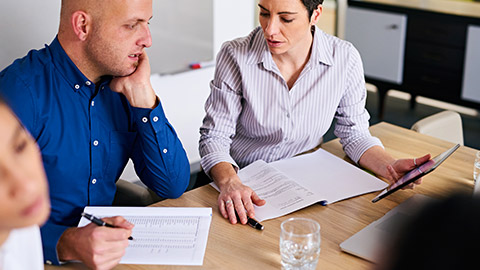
[0,37,190,264]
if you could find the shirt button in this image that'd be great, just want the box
[92,179,97,184]
[286,113,290,118]
[46,260,52,265]
[101,86,105,90]
[91,101,95,107]
[153,116,159,122]
[86,81,92,86]
[74,84,80,90]
[142,117,148,123]
[93,140,99,146]
[163,149,168,154]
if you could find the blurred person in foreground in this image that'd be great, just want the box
[376,193,480,270]
[0,96,50,269]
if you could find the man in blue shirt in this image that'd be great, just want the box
[0,0,190,268]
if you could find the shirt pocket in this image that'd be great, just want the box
[105,130,137,182]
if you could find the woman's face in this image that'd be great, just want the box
[258,0,321,56]
[0,104,50,232]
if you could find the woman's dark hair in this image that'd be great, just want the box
[301,0,324,19]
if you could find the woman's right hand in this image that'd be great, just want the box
[217,175,266,224]
[209,162,266,225]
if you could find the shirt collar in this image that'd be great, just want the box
[309,25,333,67]
[47,36,96,93]
[248,25,334,71]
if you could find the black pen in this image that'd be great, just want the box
[247,217,264,231]
[235,211,264,231]
[81,212,134,240]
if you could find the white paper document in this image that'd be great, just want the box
[78,207,212,265]
[212,149,388,222]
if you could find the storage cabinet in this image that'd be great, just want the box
[346,0,480,118]
[345,7,407,84]
[462,25,480,104]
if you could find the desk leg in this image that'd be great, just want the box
[377,87,389,120]
[410,94,417,110]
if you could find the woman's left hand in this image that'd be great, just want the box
[385,154,431,188]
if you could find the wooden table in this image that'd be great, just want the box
[46,122,478,269]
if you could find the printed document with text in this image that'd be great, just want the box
[78,207,212,265]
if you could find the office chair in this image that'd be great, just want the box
[411,110,464,145]
[113,179,163,206]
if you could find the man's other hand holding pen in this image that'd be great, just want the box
[56,215,134,270]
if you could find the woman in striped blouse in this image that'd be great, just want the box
[199,0,430,225]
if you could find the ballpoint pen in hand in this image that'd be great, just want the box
[81,212,134,240]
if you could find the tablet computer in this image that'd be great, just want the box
[372,144,460,203]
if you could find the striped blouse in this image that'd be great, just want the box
[199,26,382,174]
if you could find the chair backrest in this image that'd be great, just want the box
[411,110,464,145]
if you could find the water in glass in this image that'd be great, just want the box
[474,151,480,182]
[280,218,321,270]
[280,239,320,269]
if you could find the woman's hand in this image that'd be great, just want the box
[385,154,431,188]
[209,162,266,224]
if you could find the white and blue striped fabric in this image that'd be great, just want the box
[199,26,382,174]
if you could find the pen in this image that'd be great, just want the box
[81,212,134,240]
[247,217,264,231]
[235,211,264,231]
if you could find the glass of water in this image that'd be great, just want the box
[280,217,321,270]
[474,151,480,194]
[474,151,480,182]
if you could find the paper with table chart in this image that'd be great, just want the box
[212,149,388,222]
[78,207,212,265]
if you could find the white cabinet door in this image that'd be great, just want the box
[345,7,407,84]
[462,25,480,103]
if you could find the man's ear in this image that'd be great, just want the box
[310,4,323,25]
[71,11,91,41]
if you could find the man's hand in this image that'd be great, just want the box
[57,216,134,270]
[110,52,158,109]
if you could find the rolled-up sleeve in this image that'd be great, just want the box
[334,46,383,163]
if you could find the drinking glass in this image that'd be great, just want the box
[474,151,480,183]
[474,151,480,194]
[280,218,321,270]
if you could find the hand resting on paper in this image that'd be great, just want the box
[210,162,266,225]
[57,216,134,270]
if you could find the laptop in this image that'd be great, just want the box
[340,194,434,262]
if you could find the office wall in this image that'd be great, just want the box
[0,1,219,74]
[0,1,61,70]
